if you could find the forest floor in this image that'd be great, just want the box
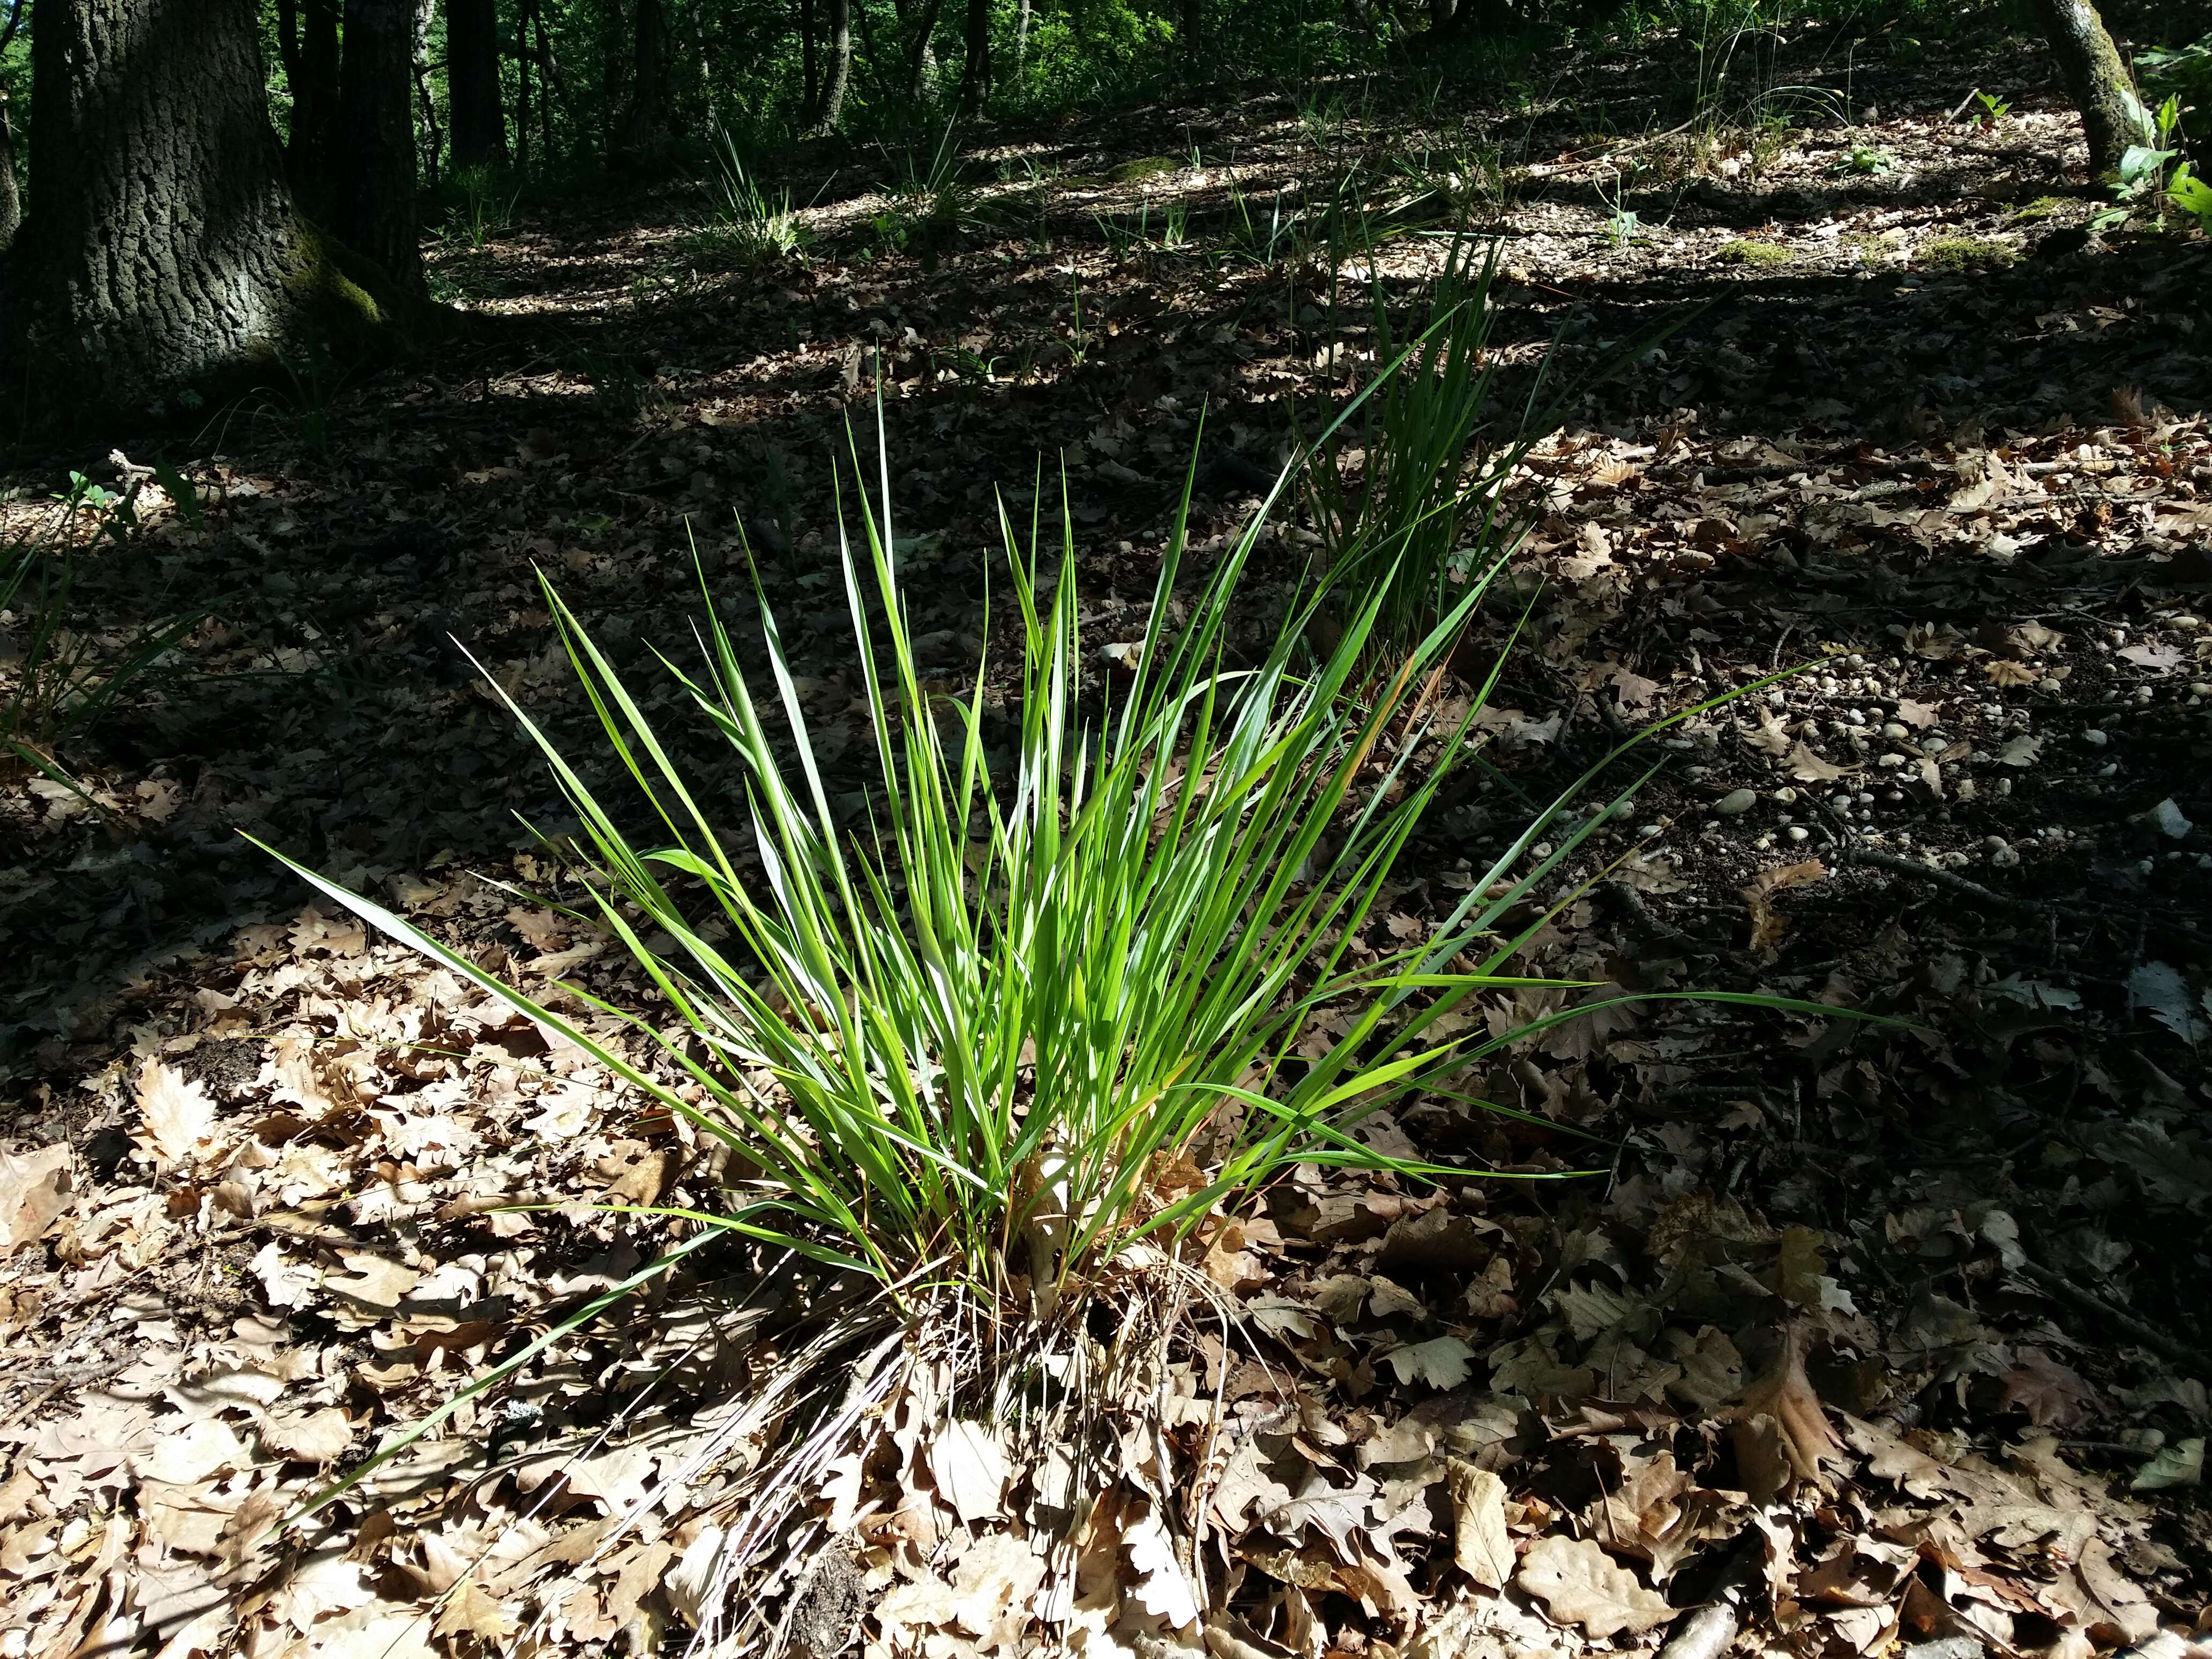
[3,18,2212,1659]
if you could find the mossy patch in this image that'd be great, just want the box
[1716,238,1794,267]
[1842,229,1904,261]
[1919,235,2015,268]
[1107,156,1181,184]
[2006,196,2068,224]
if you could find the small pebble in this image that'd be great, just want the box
[1996,778,2012,794]
[2037,677,2061,694]
[1878,752,1907,768]
[1713,788,1758,816]
[1772,787,1798,804]
[1880,722,1908,740]
[1990,846,2020,867]
[1786,825,1811,842]
[1639,823,1664,839]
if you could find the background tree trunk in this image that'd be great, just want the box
[0,99,18,252]
[21,0,386,412]
[279,0,343,213]
[959,0,989,114]
[336,0,424,291]
[800,0,819,124]
[2034,0,2151,177]
[625,0,667,150]
[815,0,852,131]
[447,0,509,169]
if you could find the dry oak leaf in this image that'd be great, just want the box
[1786,741,1855,783]
[1728,1325,1842,1500]
[1516,1534,1672,1637]
[138,1057,218,1165]
[0,1144,72,1252]
[1445,1460,1514,1590]
[929,1419,1011,1525]
[1381,1336,1478,1389]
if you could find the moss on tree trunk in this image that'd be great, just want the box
[2034,0,2152,178]
[16,0,430,420]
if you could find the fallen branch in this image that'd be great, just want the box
[2015,1260,2209,1372]
[1840,847,2035,912]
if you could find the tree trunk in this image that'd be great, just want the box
[447,0,508,169]
[816,0,852,132]
[801,0,819,123]
[516,0,536,170]
[959,0,990,114]
[278,0,343,212]
[412,0,441,190]
[1182,0,1200,58]
[0,94,19,250]
[533,3,565,159]
[2034,0,2152,177]
[626,0,667,150]
[20,0,392,413]
[1014,0,1032,73]
[903,0,944,101]
[336,0,424,292]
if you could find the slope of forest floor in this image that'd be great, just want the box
[3,20,2210,1659]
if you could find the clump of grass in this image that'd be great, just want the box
[698,124,803,263]
[1716,236,1793,266]
[1920,235,2015,268]
[1302,238,1559,657]
[266,410,1851,1629]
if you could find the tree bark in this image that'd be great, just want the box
[276,0,343,212]
[1013,0,1031,74]
[2034,0,2152,177]
[336,0,424,292]
[959,0,990,114]
[800,0,819,123]
[20,0,393,414]
[814,0,852,132]
[447,0,508,170]
[625,0,667,150]
[1182,0,1201,58]
[516,0,535,170]
[411,0,441,189]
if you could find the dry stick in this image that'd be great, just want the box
[1840,847,2039,913]
[2015,1261,2209,1373]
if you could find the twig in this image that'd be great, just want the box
[2015,1260,2208,1372]
[1840,847,2037,913]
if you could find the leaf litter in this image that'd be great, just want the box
[5,22,2212,1659]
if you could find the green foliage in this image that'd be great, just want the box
[1833,142,1896,176]
[2,490,206,776]
[696,125,803,262]
[438,162,522,249]
[270,410,1613,1304]
[1919,234,2014,267]
[1717,236,1792,265]
[1303,239,1546,657]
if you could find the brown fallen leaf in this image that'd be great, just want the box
[1516,1534,1672,1637]
[1445,1460,1514,1590]
[1742,860,1826,952]
[1729,1325,1842,1499]
[137,1057,218,1166]
[1786,740,1855,783]
[0,1145,72,1253]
